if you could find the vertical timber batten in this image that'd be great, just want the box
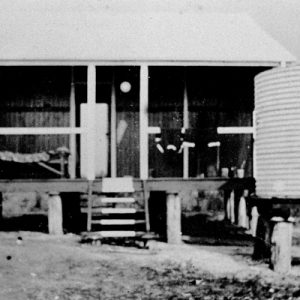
[69,67,76,178]
[183,69,189,178]
[86,64,96,180]
[140,65,149,179]
[111,71,117,177]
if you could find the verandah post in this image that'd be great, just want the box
[86,64,96,181]
[140,64,149,179]
[83,64,97,232]
[69,66,76,179]
[110,71,117,177]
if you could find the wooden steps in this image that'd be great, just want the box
[82,177,153,244]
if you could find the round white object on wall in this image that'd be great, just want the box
[120,81,131,93]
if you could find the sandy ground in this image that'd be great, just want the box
[1,232,300,300]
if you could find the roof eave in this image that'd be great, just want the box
[0,59,294,67]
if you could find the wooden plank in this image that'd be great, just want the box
[37,162,63,177]
[101,197,135,203]
[92,219,144,225]
[217,127,254,134]
[86,64,96,180]
[101,208,136,214]
[83,207,143,214]
[166,193,181,244]
[0,127,84,135]
[96,231,136,237]
[140,64,149,179]
[111,72,117,177]
[146,178,227,193]
[0,179,89,193]
[147,127,161,134]
[0,178,228,194]
[48,192,63,235]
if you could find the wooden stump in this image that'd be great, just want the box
[166,193,181,244]
[270,217,293,274]
[48,192,63,235]
[253,214,271,260]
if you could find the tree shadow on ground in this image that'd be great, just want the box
[0,214,48,232]
[182,213,254,246]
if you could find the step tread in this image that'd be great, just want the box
[101,197,135,203]
[81,208,144,214]
[91,219,145,225]
[82,231,158,240]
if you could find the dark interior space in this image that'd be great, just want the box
[148,66,268,178]
[149,191,167,240]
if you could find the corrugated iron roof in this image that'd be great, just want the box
[0,0,296,63]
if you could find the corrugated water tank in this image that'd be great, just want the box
[255,66,300,198]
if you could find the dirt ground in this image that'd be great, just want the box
[1,232,300,300]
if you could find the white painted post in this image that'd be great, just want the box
[229,191,235,223]
[167,193,182,244]
[226,194,231,221]
[250,206,259,237]
[110,72,117,177]
[86,64,96,180]
[69,66,76,178]
[140,65,149,179]
[48,192,63,235]
[238,192,249,228]
[87,182,93,232]
[270,217,294,274]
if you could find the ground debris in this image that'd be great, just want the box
[1,232,300,300]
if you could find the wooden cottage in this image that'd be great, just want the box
[0,0,296,240]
